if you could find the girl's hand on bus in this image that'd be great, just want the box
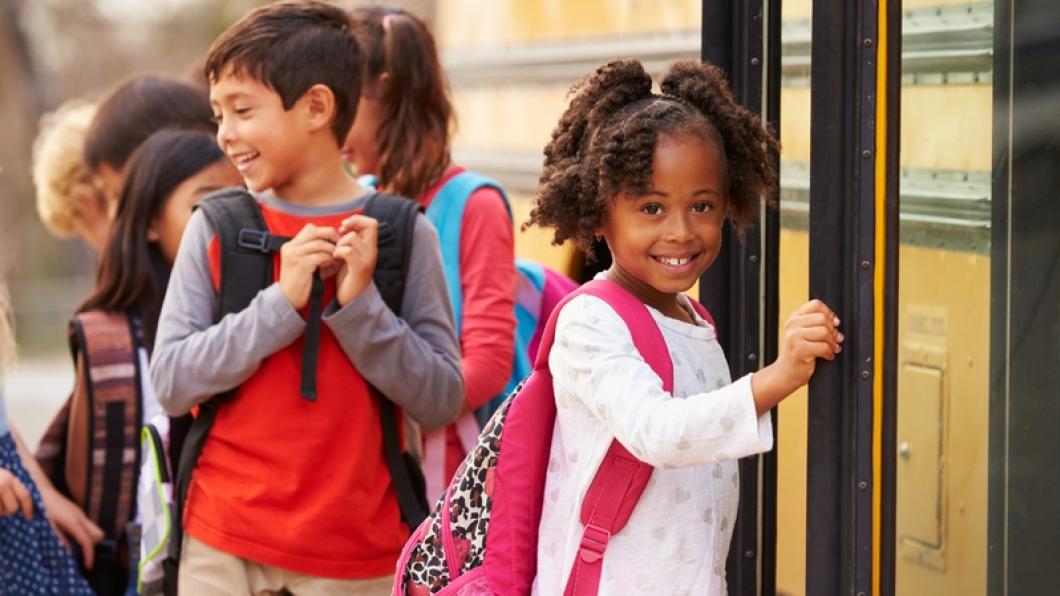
[0,468,33,519]
[40,486,104,569]
[279,223,341,309]
[751,299,842,415]
[334,215,379,306]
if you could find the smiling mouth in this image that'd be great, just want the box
[653,253,700,267]
[231,151,260,171]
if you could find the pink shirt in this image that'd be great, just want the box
[419,166,516,476]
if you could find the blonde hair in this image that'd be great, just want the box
[32,100,100,238]
[0,286,14,375]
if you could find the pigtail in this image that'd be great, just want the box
[530,59,653,253]
[353,7,453,200]
[660,60,779,229]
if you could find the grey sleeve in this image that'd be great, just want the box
[150,210,306,416]
[323,214,463,430]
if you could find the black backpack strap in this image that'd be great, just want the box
[168,188,290,581]
[363,194,429,528]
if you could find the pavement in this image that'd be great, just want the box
[3,356,75,446]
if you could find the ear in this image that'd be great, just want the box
[146,223,160,242]
[301,84,337,134]
[364,72,390,99]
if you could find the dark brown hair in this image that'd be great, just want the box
[81,129,228,351]
[205,0,362,146]
[349,5,453,199]
[528,59,780,256]
[84,76,214,172]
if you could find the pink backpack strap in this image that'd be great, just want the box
[555,280,675,596]
[687,297,716,330]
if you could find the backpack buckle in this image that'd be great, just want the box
[237,229,270,253]
[577,524,612,564]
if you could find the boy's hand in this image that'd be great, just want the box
[0,468,33,520]
[751,299,843,414]
[279,224,341,309]
[334,215,379,306]
[40,485,104,569]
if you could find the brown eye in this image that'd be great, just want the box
[692,202,713,214]
[642,204,662,215]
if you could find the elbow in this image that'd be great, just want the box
[149,353,188,417]
[421,367,465,431]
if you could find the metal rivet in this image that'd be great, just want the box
[749,254,759,264]
[860,260,871,269]
[858,481,868,491]
[861,370,870,379]
[750,57,760,66]
[863,38,873,47]
[745,550,755,559]
[748,353,758,362]
[861,149,872,159]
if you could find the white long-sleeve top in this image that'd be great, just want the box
[533,292,774,595]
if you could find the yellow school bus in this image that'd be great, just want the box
[433,1,1059,594]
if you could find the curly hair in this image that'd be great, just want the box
[527,59,779,256]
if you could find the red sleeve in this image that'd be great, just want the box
[458,187,517,409]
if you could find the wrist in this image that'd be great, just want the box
[750,364,798,414]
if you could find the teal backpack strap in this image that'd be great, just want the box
[425,171,512,335]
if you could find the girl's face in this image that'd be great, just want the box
[600,134,728,313]
[341,82,385,176]
[150,159,243,264]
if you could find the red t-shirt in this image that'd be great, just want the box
[184,202,407,579]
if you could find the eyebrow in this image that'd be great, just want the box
[210,91,253,106]
[645,187,722,197]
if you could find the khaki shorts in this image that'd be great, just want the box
[178,535,394,596]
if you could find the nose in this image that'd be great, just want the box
[665,211,695,243]
[216,117,234,148]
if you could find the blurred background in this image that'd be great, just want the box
[3,1,1028,594]
[0,0,701,449]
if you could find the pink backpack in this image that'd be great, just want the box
[394,279,713,595]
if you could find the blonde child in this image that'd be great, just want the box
[32,100,111,251]
[526,59,843,594]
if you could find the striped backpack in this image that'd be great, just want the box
[35,310,145,595]
[394,278,714,596]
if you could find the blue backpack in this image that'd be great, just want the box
[361,172,578,424]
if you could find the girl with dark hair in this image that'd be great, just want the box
[84,76,216,205]
[525,59,842,594]
[82,129,242,349]
[44,129,241,594]
[344,6,518,498]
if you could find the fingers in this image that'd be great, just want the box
[14,480,32,520]
[338,213,375,234]
[69,517,103,570]
[292,223,340,245]
[798,299,841,326]
[0,474,32,519]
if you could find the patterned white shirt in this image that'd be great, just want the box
[533,293,773,595]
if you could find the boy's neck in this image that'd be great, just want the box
[267,148,361,206]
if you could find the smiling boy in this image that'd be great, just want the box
[149,1,463,593]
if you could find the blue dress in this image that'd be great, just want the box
[0,391,94,595]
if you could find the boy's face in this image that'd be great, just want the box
[209,71,308,195]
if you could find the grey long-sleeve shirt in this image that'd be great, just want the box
[150,192,463,430]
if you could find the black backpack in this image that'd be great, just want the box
[160,189,430,593]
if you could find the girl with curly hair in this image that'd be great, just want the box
[527,59,843,594]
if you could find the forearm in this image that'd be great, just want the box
[152,284,304,414]
[10,427,52,494]
[327,217,463,429]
